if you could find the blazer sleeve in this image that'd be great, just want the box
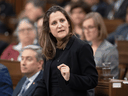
[67,44,98,90]
[0,65,13,96]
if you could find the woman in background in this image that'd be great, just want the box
[82,12,119,78]
[1,17,38,61]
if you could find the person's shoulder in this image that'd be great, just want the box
[72,36,91,50]
[117,23,128,29]
[102,40,117,51]
[73,36,89,46]
[5,43,16,49]
[0,63,7,70]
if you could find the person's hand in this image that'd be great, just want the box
[57,64,70,81]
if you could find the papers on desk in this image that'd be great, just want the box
[113,83,121,88]
[123,81,128,84]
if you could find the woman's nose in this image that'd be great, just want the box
[58,22,62,28]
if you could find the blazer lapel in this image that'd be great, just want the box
[21,71,43,96]
[45,59,53,95]
[13,77,26,96]
[23,82,37,96]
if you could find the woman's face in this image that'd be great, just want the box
[82,18,99,42]
[71,7,86,25]
[49,11,70,41]
[18,20,36,44]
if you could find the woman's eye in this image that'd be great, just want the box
[52,21,57,25]
[60,19,65,22]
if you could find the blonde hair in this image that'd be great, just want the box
[83,12,107,41]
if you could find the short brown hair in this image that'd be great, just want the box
[83,12,107,41]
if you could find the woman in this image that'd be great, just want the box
[82,12,119,78]
[34,6,98,96]
[1,17,38,61]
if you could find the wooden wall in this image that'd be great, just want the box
[5,0,26,16]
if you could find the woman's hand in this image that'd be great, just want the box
[57,64,70,81]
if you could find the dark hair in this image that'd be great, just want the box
[70,1,91,14]
[39,5,74,60]
[26,0,45,12]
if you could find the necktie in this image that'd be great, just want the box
[18,79,30,96]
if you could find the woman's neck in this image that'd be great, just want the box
[91,40,103,56]
[92,40,102,48]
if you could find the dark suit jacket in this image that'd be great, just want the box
[33,35,98,96]
[105,0,128,19]
[12,70,43,96]
[0,63,13,96]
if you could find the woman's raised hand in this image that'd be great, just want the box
[57,64,70,81]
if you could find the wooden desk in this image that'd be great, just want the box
[0,59,23,89]
[116,41,128,79]
[95,81,109,96]
[109,79,128,96]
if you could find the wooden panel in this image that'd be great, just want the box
[109,79,128,96]
[0,59,23,89]
[104,19,124,34]
[95,81,109,96]
[0,34,17,44]
[117,41,128,79]
[5,0,26,16]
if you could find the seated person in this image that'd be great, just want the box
[0,63,13,96]
[25,0,45,22]
[70,0,91,39]
[84,0,109,17]
[1,17,38,61]
[105,0,128,20]
[107,5,128,45]
[12,45,43,96]
[82,12,119,79]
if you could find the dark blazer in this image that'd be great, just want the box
[0,63,13,96]
[33,35,98,96]
[105,0,128,19]
[12,70,43,96]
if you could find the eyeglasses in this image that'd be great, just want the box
[18,27,34,34]
[83,26,96,32]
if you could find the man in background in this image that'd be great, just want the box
[12,45,44,96]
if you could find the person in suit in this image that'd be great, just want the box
[105,0,128,19]
[84,0,109,17]
[33,5,98,96]
[0,63,13,96]
[12,45,44,96]
[107,5,128,45]
[82,12,119,79]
